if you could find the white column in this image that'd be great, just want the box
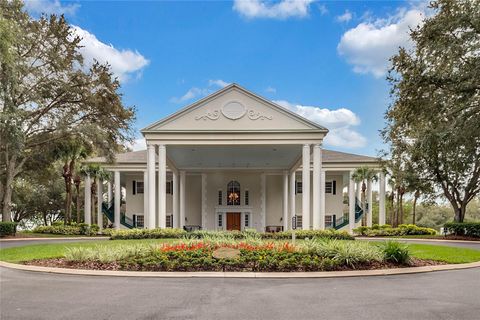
[147,144,156,229]
[143,170,149,228]
[114,170,121,230]
[172,170,179,229]
[201,173,207,230]
[282,171,289,231]
[356,181,362,201]
[320,170,326,230]
[97,179,103,231]
[260,173,266,232]
[179,170,186,229]
[302,144,311,230]
[289,171,296,230]
[158,144,166,228]
[379,171,386,225]
[84,174,91,225]
[312,144,321,230]
[367,180,373,227]
[107,181,113,204]
[348,171,356,234]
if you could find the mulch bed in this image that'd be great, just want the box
[24,258,445,272]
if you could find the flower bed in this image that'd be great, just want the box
[23,238,442,272]
[354,224,437,237]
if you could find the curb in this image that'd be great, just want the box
[1,260,479,279]
[356,237,480,244]
[0,237,109,242]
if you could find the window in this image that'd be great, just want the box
[244,213,249,227]
[135,215,144,228]
[166,181,173,194]
[166,214,173,228]
[227,180,240,206]
[218,190,222,205]
[133,181,144,195]
[218,214,223,227]
[245,190,249,205]
[296,181,302,194]
[325,182,333,194]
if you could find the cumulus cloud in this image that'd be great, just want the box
[233,0,314,19]
[274,100,367,148]
[336,10,352,23]
[24,0,80,16]
[337,7,426,77]
[127,138,147,151]
[170,79,230,104]
[318,4,328,16]
[71,26,149,82]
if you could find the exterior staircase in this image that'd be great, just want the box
[101,200,134,229]
[331,198,365,230]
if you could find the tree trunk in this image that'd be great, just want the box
[1,158,16,222]
[412,196,418,225]
[76,186,81,223]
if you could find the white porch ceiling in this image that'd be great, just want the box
[168,145,302,169]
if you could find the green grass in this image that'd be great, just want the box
[407,244,480,263]
[0,239,175,263]
[1,239,479,265]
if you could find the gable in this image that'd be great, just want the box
[142,84,328,132]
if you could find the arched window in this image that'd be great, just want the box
[227,181,240,206]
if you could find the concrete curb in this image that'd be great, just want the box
[1,260,479,279]
[356,237,480,244]
[0,237,109,242]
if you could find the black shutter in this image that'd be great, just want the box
[133,180,136,195]
[333,181,336,195]
[295,180,297,194]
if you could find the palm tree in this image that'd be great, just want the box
[351,167,378,225]
[54,139,89,225]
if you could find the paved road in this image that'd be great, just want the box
[1,266,480,320]
[0,238,108,249]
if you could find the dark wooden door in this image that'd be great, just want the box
[226,213,241,231]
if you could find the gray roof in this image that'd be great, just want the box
[85,149,378,165]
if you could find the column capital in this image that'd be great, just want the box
[313,143,322,149]
[303,143,311,148]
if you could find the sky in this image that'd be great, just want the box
[24,0,430,156]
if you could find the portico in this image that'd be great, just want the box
[84,84,386,233]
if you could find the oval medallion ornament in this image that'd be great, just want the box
[221,101,246,120]
[212,247,241,259]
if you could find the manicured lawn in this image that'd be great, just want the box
[1,239,479,265]
[407,244,480,264]
[0,239,175,263]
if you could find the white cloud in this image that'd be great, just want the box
[127,138,146,151]
[318,4,328,16]
[71,26,149,82]
[24,0,80,16]
[171,79,230,104]
[274,100,367,148]
[208,79,230,88]
[265,86,277,94]
[233,0,314,19]
[337,7,426,77]
[336,10,352,23]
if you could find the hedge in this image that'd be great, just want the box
[33,223,99,236]
[0,222,17,237]
[353,224,437,237]
[109,228,354,241]
[444,222,480,238]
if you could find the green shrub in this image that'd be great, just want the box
[0,222,17,237]
[109,228,354,241]
[444,222,480,238]
[354,224,436,237]
[381,241,410,264]
[32,223,99,236]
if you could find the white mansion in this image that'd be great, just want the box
[85,84,387,233]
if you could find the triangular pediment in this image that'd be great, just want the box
[142,84,328,132]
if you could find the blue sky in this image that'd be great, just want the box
[25,0,429,156]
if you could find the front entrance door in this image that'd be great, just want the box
[226,212,241,231]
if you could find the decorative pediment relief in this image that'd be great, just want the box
[194,101,273,122]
